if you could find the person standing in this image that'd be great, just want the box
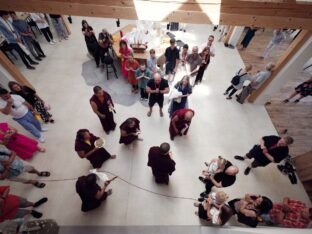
[194,47,210,86]
[0,122,45,160]
[98,28,113,55]
[224,65,252,100]
[0,88,46,142]
[205,35,215,60]
[30,13,56,44]
[146,73,170,117]
[185,46,202,78]
[262,29,286,59]
[8,81,54,123]
[147,143,176,184]
[136,63,151,101]
[119,39,132,79]
[75,129,116,169]
[49,14,69,41]
[234,135,294,175]
[125,53,140,93]
[239,27,259,50]
[169,108,194,141]
[180,44,189,67]
[283,77,312,103]
[169,76,192,116]
[199,159,238,198]
[90,86,116,134]
[164,38,180,82]
[10,12,45,61]
[81,20,100,67]
[0,11,38,70]
[147,49,158,73]
[236,63,275,104]
[119,118,142,148]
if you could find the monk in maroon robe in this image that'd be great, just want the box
[90,86,116,134]
[119,118,142,146]
[76,173,112,212]
[75,129,116,168]
[169,108,195,140]
[147,143,176,184]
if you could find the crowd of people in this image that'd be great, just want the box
[0,11,70,71]
[0,17,311,232]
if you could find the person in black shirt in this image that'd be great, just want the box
[81,20,100,67]
[165,38,179,82]
[234,135,294,175]
[146,73,170,117]
[199,160,239,198]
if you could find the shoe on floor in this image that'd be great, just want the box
[35,57,42,61]
[234,155,245,161]
[244,167,251,175]
[33,197,48,208]
[226,96,232,100]
[38,136,45,143]
[198,176,205,183]
[49,41,55,45]
[26,66,35,70]
[30,61,39,65]
[41,127,48,132]
[31,210,43,219]
[52,39,57,43]
[198,197,204,202]
[200,192,208,198]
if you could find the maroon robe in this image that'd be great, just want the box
[75,133,111,168]
[147,146,176,184]
[75,175,107,212]
[90,92,116,133]
[169,109,194,140]
[119,118,140,145]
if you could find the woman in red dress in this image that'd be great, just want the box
[119,39,132,79]
[90,86,116,134]
[169,108,195,140]
[0,122,45,160]
[119,118,141,146]
[75,129,116,168]
[125,53,140,93]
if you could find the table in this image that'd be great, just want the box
[112,24,170,62]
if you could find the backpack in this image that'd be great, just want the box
[231,69,247,85]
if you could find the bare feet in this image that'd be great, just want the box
[38,147,46,152]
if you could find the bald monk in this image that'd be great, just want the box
[119,117,142,147]
[147,143,176,184]
[169,108,195,141]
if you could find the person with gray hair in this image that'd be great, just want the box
[186,46,202,77]
[147,142,176,184]
[234,135,294,175]
[236,63,275,104]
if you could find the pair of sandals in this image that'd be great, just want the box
[147,111,163,117]
[34,171,50,188]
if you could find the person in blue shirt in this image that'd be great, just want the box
[0,11,38,70]
[10,12,45,61]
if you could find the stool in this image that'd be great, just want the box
[104,62,118,80]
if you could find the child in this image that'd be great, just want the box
[194,191,232,225]
[202,156,227,178]
[136,63,151,101]
[147,49,158,73]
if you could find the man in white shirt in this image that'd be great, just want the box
[0,88,46,142]
[206,35,216,58]
[30,13,56,45]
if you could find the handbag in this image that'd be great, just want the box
[231,69,247,86]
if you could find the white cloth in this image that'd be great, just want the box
[168,88,183,103]
[0,95,28,119]
[208,162,218,176]
[209,206,220,225]
[30,13,49,29]
[89,169,109,187]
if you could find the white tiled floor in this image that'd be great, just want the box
[1,16,310,226]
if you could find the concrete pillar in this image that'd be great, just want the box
[228,26,244,47]
[255,36,312,104]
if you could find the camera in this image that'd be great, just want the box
[277,155,297,184]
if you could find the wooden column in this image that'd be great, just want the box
[248,30,312,102]
[61,15,71,35]
[0,51,34,89]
